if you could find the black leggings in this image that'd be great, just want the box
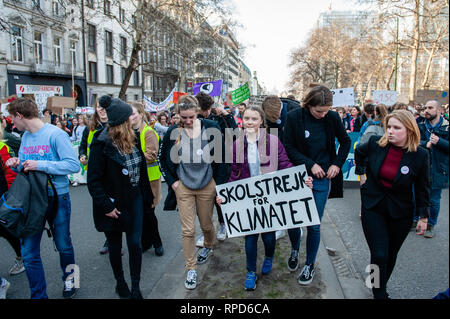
[0,225,21,257]
[361,204,412,299]
[105,192,143,288]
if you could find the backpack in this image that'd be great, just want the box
[0,170,58,239]
[359,121,385,145]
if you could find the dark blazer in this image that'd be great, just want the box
[355,136,430,219]
[283,107,351,198]
[87,128,154,233]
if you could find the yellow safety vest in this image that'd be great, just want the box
[140,124,162,182]
[0,142,10,155]
[84,129,97,171]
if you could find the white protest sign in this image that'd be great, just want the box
[215,165,320,238]
[34,91,55,112]
[372,90,397,106]
[331,88,355,107]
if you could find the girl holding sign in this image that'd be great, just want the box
[218,106,312,291]
[284,85,351,286]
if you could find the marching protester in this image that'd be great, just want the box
[355,110,430,299]
[283,85,350,285]
[234,102,247,129]
[70,115,87,143]
[130,101,164,256]
[158,94,228,290]
[154,111,169,139]
[357,104,388,146]
[78,102,111,253]
[349,106,362,132]
[196,92,237,243]
[217,105,312,290]
[415,100,449,238]
[87,96,153,299]
[5,97,80,299]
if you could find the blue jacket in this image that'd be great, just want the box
[418,117,449,189]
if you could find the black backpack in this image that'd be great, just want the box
[0,170,58,239]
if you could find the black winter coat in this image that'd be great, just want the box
[87,128,154,233]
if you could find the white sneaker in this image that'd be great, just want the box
[196,234,204,248]
[276,230,286,240]
[0,278,11,299]
[185,270,197,290]
[217,224,227,241]
[9,257,25,275]
[72,182,78,187]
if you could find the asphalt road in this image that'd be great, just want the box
[326,184,449,299]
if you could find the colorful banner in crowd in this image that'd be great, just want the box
[144,88,175,112]
[339,132,360,182]
[230,82,251,105]
[193,80,223,97]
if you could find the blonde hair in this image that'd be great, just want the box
[378,110,420,152]
[108,120,136,154]
[174,95,200,145]
[131,101,150,124]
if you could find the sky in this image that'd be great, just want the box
[232,0,365,95]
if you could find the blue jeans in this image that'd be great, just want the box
[245,231,276,272]
[291,178,330,265]
[21,193,75,299]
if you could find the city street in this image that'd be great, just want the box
[1,182,447,299]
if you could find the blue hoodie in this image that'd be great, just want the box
[18,123,80,195]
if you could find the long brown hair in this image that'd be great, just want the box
[108,120,136,154]
[378,110,420,152]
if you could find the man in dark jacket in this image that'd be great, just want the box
[416,100,449,238]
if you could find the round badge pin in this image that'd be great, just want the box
[305,130,310,138]
[401,166,409,175]
[122,168,129,176]
[38,149,45,156]
[276,119,282,124]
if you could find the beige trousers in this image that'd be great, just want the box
[174,178,216,271]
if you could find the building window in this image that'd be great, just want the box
[34,31,43,65]
[87,24,96,53]
[53,37,61,66]
[11,25,23,63]
[91,93,97,107]
[88,61,97,82]
[52,1,60,16]
[145,75,153,91]
[104,0,111,16]
[70,40,77,69]
[134,71,139,86]
[86,0,94,9]
[120,36,127,60]
[105,31,113,57]
[134,94,139,101]
[106,64,114,84]
[121,67,126,81]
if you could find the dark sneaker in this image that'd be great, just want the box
[185,270,197,290]
[244,271,257,291]
[197,247,213,264]
[261,257,273,275]
[424,225,435,238]
[131,288,143,299]
[63,279,77,299]
[288,250,299,272]
[115,280,131,299]
[297,264,315,286]
[155,244,164,256]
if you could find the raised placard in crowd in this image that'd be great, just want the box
[216,165,320,238]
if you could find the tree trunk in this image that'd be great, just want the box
[409,0,421,103]
[119,38,141,100]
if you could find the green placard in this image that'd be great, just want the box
[230,82,250,105]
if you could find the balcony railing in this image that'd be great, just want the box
[32,59,83,75]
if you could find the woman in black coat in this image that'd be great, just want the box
[87,96,153,299]
[355,110,430,299]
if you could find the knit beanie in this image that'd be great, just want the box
[98,95,132,127]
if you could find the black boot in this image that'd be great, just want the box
[131,281,143,300]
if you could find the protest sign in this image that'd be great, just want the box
[331,88,355,107]
[372,90,397,106]
[68,141,87,184]
[215,165,320,238]
[230,82,251,105]
[249,95,268,108]
[144,88,175,112]
[193,80,223,97]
